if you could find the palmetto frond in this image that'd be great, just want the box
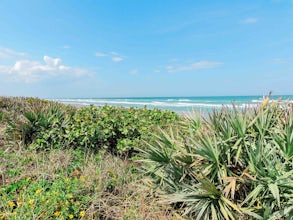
[139,101,293,219]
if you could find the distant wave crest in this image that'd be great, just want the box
[54,98,263,111]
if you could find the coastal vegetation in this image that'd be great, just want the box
[0,96,292,219]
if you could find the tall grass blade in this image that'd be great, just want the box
[268,183,280,208]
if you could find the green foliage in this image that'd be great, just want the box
[0,110,6,123]
[140,101,293,219]
[1,97,179,156]
[0,176,89,219]
[0,96,181,219]
[3,96,292,219]
[55,105,178,155]
[0,147,176,219]
[6,102,71,146]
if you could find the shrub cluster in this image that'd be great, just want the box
[34,105,179,155]
[140,101,293,219]
[1,97,179,156]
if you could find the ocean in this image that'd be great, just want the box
[53,95,293,113]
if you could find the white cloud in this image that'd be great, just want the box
[241,17,258,24]
[95,52,107,57]
[0,65,10,74]
[166,65,174,71]
[166,61,223,73]
[0,47,26,59]
[130,69,138,75]
[0,55,91,83]
[44,55,62,67]
[95,51,125,62]
[63,45,71,49]
[72,68,91,76]
[110,52,119,56]
[112,57,124,62]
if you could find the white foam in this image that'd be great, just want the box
[251,99,262,103]
[178,99,191,102]
[53,98,281,110]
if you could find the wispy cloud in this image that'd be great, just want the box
[130,69,138,75]
[272,58,292,64]
[63,45,71,49]
[166,61,223,73]
[241,17,258,24]
[112,57,124,62]
[110,52,119,56]
[0,47,26,59]
[95,51,125,62]
[0,55,91,83]
[95,52,107,57]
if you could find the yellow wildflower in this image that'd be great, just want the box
[257,200,262,209]
[262,96,270,107]
[28,199,34,205]
[73,169,81,176]
[53,191,59,195]
[68,194,73,199]
[65,200,69,205]
[80,175,85,181]
[0,213,7,219]
[65,178,70,182]
[79,210,85,217]
[8,201,15,208]
[26,177,31,181]
[35,189,41,194]
[54,211,61,217]
[17,201,22,207]
[69,214,74,219]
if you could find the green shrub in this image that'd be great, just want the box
[0,109,6,123]
[4,101,71,146]
[33,105,180,156]
[140,101,293,219]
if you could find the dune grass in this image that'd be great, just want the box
[0,142,176,219]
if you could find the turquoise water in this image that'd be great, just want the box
[53,95,293,113]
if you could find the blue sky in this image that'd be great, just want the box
[0,0,292,98]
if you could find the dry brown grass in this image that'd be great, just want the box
[0,144,181,219]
